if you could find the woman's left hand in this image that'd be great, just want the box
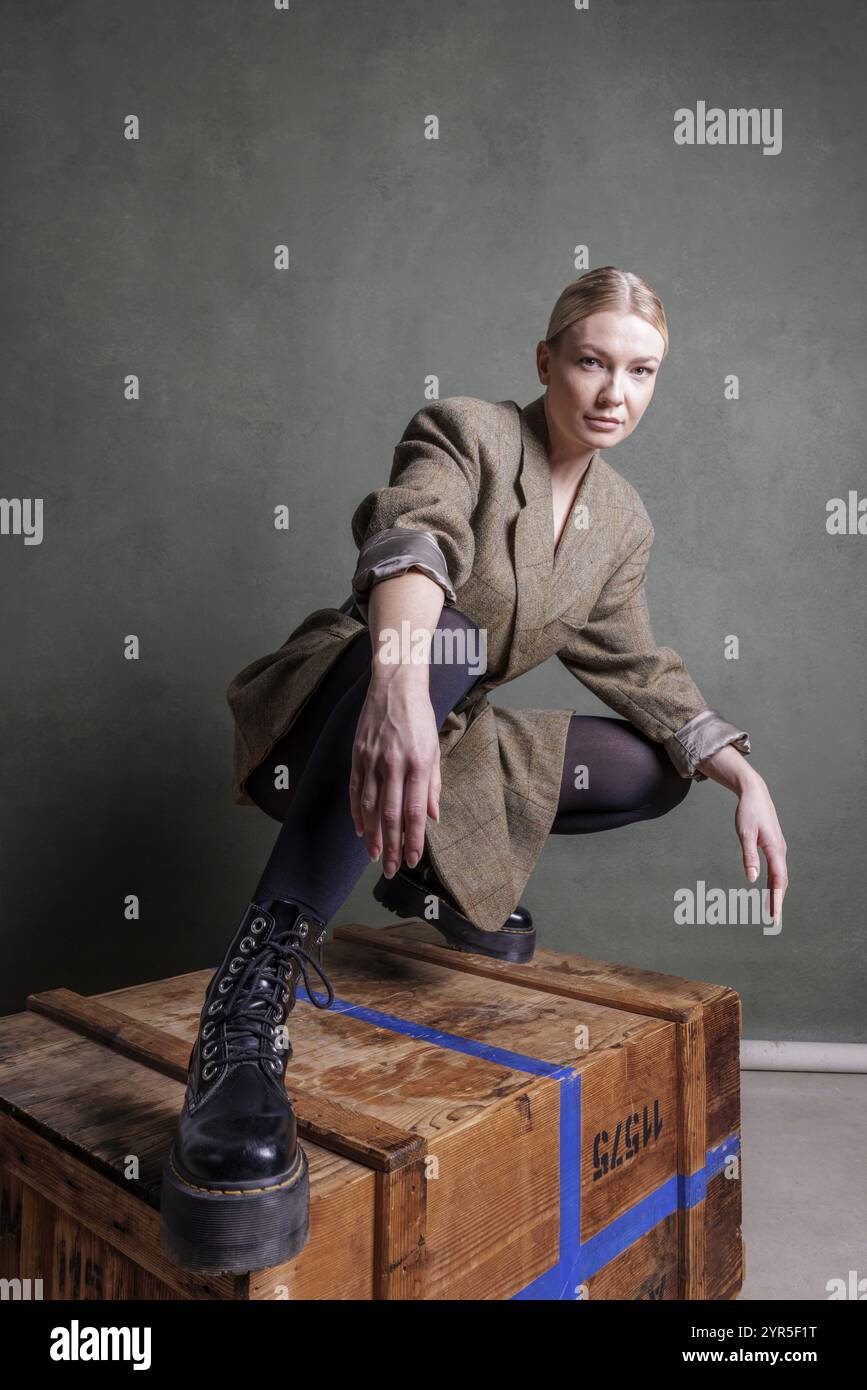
[734,774,788,925]
[695,745,788,927]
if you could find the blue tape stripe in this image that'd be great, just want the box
[302,988,569,1079]
[512,1068,583,1300]
[578,1174,679,1279]
[297,985,740,1299]
[677,1131,741,1208]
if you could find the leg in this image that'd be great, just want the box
[160,605,486,1275]
[550,714,691,834]
[250,606,486,924]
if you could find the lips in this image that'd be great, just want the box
[585,415,622,426]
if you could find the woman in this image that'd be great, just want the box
[160,266,789,1275]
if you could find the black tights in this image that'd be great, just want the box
[249,606,690,924]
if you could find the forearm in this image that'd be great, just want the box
[695,741,762,794]
[366,569,445,687]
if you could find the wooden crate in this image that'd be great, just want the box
[0,922,744,1300]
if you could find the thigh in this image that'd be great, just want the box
[552,713,690,830]
[245,623,374,821]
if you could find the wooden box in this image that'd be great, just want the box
[0,922,744,1299]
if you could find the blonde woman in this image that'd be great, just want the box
[160,266,788,1274]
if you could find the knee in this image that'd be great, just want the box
[643,755,692,819]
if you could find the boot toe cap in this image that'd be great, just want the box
[176,1062,297,1187]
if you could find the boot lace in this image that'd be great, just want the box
[201,927,334,1079]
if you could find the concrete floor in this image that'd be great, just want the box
[739,1069,867,1300]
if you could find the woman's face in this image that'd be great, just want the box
[537,310,666,454]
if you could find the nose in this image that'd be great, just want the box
[596,372,625,407]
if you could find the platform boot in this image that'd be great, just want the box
[159,895,334,1273]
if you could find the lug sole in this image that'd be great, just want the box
[373,870,536,963]
[159,1141,310,1274]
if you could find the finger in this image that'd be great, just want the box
[403,766,428,869]
[427,751,442,823]
[763,843,788,922]
[359,763,382,862]
[740,822,760,882]
[349,743,365,837]
[380,765,406,879]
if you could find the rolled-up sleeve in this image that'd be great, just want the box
[351,527,457,618]
[557,525,752,781]
[664,708,751,781]
[350,399,480,622]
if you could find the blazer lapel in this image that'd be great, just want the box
[514,393,608,646]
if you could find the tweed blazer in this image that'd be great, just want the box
[226,393,751,935]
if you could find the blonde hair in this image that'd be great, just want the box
[545,266,669,358]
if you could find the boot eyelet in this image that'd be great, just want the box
[202,1062,218,1080]
[228,958,244,974]
[207,1001,224,1016]
[281,989,289,1003]
[202,1021,216,1038]
[239,936,255,953]
[218,978,234,994]
[203,1042,217,1058]
[251,917,266,933]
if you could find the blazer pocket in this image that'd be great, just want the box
[441,691,491,755]
[554,593,595,633]
[553,562,611,632]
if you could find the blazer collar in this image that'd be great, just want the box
[512,393,607,644]
[519,392,602,562]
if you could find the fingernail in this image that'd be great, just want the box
[747,867,758,882]
[407,851,419,868]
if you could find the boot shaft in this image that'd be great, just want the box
[187,898,330,1109]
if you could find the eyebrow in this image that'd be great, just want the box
[574,341,661,365]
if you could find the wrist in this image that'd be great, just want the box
[695,744,762,795]
[734,764,765,795]
[369,650,431,687]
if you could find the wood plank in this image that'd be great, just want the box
[333,922,731,1019]
[24,989,424,1174]
[676,1008,707,1299]
[1,1108,376,1300]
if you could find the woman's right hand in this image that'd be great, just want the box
[350,667,441,878]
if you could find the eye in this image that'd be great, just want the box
[632,366,655,378]
[578,356,602,367]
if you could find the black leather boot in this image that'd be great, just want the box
[159,896,334,1274]
[373,849,536,962]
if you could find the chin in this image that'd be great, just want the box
[576,421,611,446]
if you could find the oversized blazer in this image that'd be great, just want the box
[226,393,751,935]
